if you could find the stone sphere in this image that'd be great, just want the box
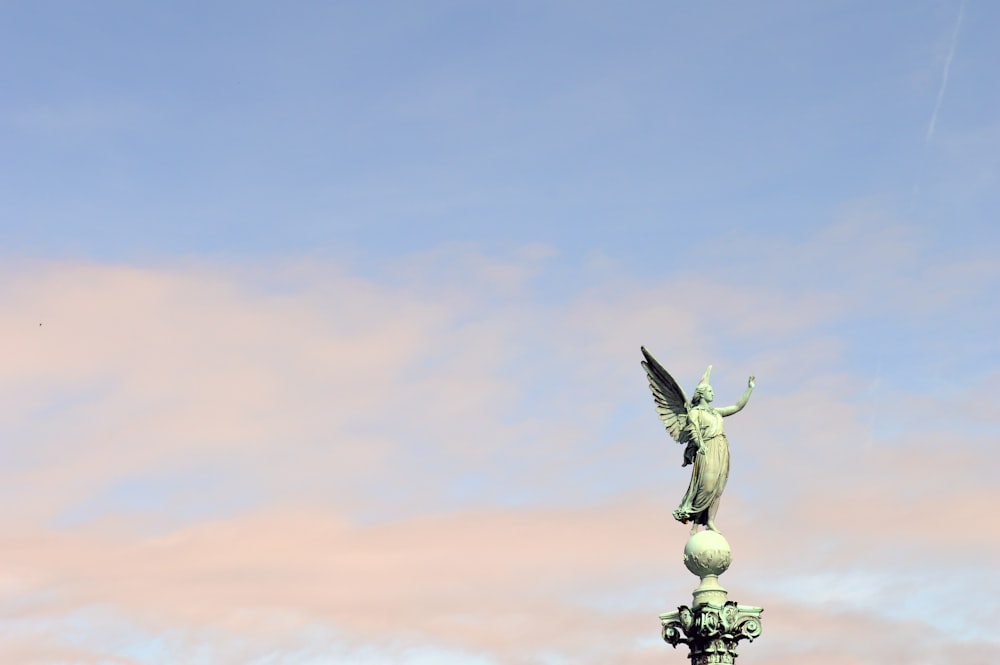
[683,530,732,578]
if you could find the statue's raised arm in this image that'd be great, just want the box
[716,376,756,417]
[640,347,755,534]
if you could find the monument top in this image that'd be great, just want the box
[640,346,754,534]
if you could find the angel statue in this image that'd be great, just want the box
[640,347,755,534]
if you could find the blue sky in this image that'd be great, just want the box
[4,1,996,261]
[1,2,998,664]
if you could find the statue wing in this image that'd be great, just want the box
[640,346,690,446]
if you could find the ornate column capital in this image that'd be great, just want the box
[660,601,763,665]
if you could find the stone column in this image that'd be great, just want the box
[659,531,763,664]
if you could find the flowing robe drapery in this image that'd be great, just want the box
[673,405,730,526]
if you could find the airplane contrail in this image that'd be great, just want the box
[925,0,966,143]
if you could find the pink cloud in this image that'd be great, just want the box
[0,498,990,664]
[0,245,995,663]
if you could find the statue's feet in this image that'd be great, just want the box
[689,524,699,536]
[706,520,721,533]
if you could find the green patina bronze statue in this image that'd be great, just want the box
[640,347,755,534]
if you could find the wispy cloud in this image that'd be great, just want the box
[925,0,966,143]
[1,224,998,663]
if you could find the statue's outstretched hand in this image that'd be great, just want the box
[748,376,756,390]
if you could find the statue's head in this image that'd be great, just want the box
[693,384,714,404]
[692,365,713,404]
